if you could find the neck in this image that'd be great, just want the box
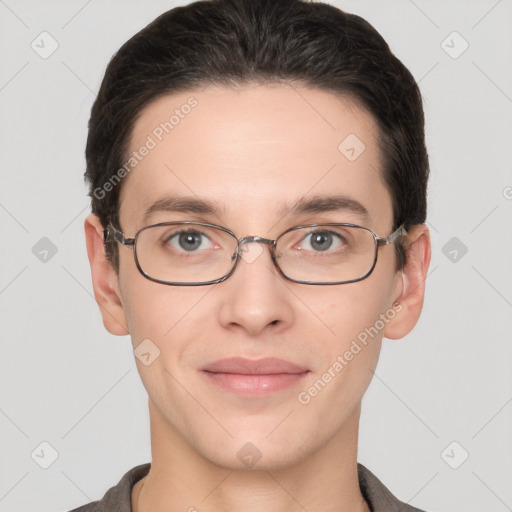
[133,400,369,512]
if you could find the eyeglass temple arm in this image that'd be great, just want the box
[103,224,135,246]
[376,223,408,246]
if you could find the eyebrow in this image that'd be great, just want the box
[143,196,226,223]
[142,194,370,223]
[279,194,370,221]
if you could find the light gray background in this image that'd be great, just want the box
[1,1,511,511]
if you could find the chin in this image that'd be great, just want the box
[191,429,314,472]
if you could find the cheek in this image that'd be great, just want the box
[117,265,215,384]
[117,255,201,342]
[294,286,389,440]
[303,269,396,393]
[320,278,394,346]
[118,275,208,410]
[318,289,385,378]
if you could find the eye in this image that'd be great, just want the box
[299,230,346,252]
[164,229,214,252]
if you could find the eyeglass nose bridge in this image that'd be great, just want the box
[233,235,277,260]
[232,236,276,262]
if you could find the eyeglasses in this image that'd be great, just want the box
[105,221,407,286]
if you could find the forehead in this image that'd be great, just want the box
[119,83,392,233]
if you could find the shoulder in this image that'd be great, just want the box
[357,462,428,512]
[66,463,151,512]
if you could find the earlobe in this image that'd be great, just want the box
[84,214,129,336]
[383,224,431,340]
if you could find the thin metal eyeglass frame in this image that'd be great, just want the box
[104,221,408,286]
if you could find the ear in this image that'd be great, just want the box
[84,213,129,336]
[383,224,431,340]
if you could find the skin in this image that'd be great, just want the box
[85,83,431,512]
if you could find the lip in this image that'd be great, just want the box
[201,357,310,397]
[202,357,309,374]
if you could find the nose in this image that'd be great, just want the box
[217,237,295,336]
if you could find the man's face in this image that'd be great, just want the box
[113,84,402,470]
